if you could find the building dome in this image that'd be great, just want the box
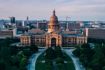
[49,10,58,24]
[48,10,60,33]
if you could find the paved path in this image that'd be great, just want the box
[27,48,85,70]
[27,48,45,70]
[64,49,85,70]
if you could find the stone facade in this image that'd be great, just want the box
[46,32,62,47]
[20,10,87,47]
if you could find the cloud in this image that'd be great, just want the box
[0,0,105,21]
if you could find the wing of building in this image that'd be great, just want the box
[20,10,87,47]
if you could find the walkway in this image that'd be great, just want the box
[27,48,45,70]
[27,48,85,70]
[64,49,85,70]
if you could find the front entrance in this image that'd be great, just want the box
[51,38,56,47]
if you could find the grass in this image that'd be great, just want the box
[35,52,46,70]
[35,51,75,70]
[63,52,75,70]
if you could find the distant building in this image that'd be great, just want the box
[10,17,15,24]
[59,22,81,31]
[68,23,81,30]
[88,28,105,39]
[0,30,13,39]
[20,10,87,47]
[38,22,48,30]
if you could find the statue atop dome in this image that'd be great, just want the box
[53,10,55,16]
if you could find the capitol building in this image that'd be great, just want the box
[20,10,87,47]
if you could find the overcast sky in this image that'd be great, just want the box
[0,0,105,21]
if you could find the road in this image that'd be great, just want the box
[64,49,85,70]
[27,48,45,70]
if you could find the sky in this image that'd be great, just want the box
[0,0,105,21]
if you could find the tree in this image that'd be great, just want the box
[73,47,81,57]
[45,47,56,60]
[30,45,38,53]
[0,59,5,70]
[19,56,27,70]
[57,63,64,70]
[54,46,63,58]
[55,57,64,64]
[102,66,105,70]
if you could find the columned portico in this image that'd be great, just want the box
[46,32,62,47]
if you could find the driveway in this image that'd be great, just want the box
[27,48,45,70]
[64,49,85,70]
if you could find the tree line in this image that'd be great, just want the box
[0,38,38,70]
[73,43,105,70]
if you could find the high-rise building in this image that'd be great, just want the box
[10,17,15,24]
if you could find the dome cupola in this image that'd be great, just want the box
[48,10,60,33]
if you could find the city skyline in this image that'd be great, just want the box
[0,0,105,21]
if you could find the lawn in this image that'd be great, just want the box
[63,52,75,70]
[35,51,75,70]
